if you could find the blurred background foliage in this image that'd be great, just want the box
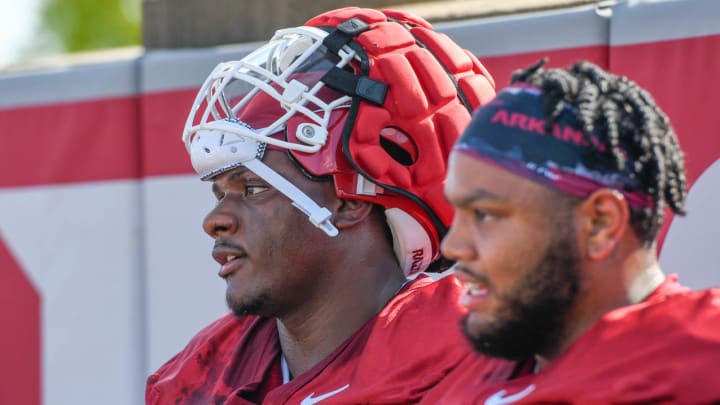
[42,0,141,52]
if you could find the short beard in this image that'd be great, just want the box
[227,292,270,317]
[463,221,581,360]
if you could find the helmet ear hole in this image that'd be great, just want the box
[379,127,418,166]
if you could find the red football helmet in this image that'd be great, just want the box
[184,7,495,275]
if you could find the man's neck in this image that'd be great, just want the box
[275,263,406,378]
[534,252,665,371]
[626,261,665,304]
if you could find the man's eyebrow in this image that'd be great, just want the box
[227,166,251,182]
[449,188,503,207]
[211,167,252,195]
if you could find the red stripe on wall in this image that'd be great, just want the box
[0,237,40,405]
[610,33,720,188]
[480,45,609,90]
[0,97,141,188]
[3,39,716,191]
[140,88,198,177]
[138,47,611,178]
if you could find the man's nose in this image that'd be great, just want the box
[203,203,239,238]
[441,217,476,262]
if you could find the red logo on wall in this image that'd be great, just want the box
[0,236,41,405]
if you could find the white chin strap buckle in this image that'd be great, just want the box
[188,122,338,237]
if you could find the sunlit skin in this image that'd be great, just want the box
[202,150,406,377]
[441,153,582,359]
[442,152,664,368]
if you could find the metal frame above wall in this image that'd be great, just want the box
[141,0,601,48]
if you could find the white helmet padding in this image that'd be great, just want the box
[385,208,433,277]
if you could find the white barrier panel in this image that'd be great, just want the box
[662,160,720,289]
[0,60,144,405]
[438,3,609,57]
[142,175,226,372]
[0,182,145,405]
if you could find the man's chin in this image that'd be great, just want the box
[460,315,529,361]
[461,312,495,340]
[227,292,270,317]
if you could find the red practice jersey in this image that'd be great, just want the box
[421,275,720,405]
[146,274,507,405]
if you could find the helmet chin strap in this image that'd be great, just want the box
[188,123,338,237]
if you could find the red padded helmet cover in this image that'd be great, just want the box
[288,7,496,261]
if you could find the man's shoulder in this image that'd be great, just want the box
[374,273,466,329]
[561,287,720,362]
[533,289,720,402]
[321,273,503,404]
[550,288,720,382]
[601,286,720,337]
[363,272,473,361]
[146,314,277,404]
[155,313,271,371]
[656,286,720,320]
[639,287,720,343]
[185,312,262,347]
[391,272,463,308]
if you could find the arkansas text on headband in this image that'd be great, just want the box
[455,84,654,210]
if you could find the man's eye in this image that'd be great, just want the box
[245,185,269,196]
[473,209,493,223]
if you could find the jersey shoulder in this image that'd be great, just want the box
[146,314,276,405]
[535,288,720,403]
[162,312,258,367]
[340,274,507,403]
[600,287,720,340]
[373,274,467,341]
[387,273,464,312]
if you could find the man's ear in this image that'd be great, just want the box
[333,198,375,230]
[579,189,630,260]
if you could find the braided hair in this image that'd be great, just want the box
[511,59,687,244]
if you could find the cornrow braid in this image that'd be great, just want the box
[510,59,687,243]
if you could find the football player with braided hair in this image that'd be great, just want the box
[146,7,503,405]
[421,60,720,404]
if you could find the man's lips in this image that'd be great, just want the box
[218,257,247,278]
[212,241,248,278]
[453,265,493,311]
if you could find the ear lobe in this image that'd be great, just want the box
[333,198,375,230]
[580,189,630,260]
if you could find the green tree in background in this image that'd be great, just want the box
[42,0,141,52]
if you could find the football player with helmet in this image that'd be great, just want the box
[146,7,502,404]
